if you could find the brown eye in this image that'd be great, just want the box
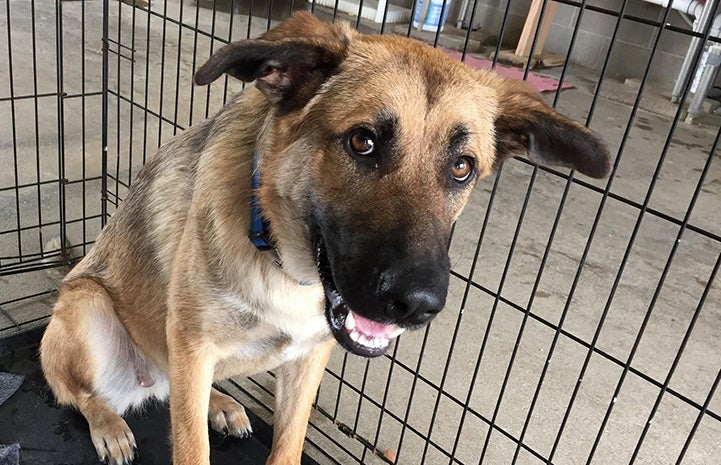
[451,156,474,183]
[347,129,376,156]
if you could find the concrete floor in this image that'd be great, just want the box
[1,0,719,464]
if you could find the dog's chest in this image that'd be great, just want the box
[219,316,330,375]
[212,288,331,374]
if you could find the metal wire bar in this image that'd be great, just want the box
[113,2,123,215]
[545,19,706,463]
[53,0,67,264]
[81,0,88,255]
[459,0,481,61]
[0,289,58,308]
[221,0,234,106]
[470,4,582,459]
[583,12,720,460]
[126,4,138,185]
[367,342,401,458]
[403,0,419,37]
[108,88,187,132]
[0,314,55,334]
[204,0,219,119]
[0,91,101,103]
[377,0,393,34]
[549,0,589,108]
[0,303,20,331]
[246,0,254,42]
[507,173,577,465]
[172,0,185,136]
[477,171,541,464]
[353,0,365,29]
[446,269,721,425]
[157,0,170,147]
[432,0,452,48]
[29,0,43,259]
[188,0,202,127]
[105,36,136,52]
[3,1,719,464]
[141,0,152,164]
[352,359,372,463]
[512,158,721,242]
[0,176,100,194]
[319,362,554,464]
[394,320,436,461]
[629,247,721,463]
[234,375,367,464]
[521,0,552,80]
[332,353,349,419]
[675,367,721,464]
[235,372,365,465]
[490,0,514,68]
[447,190,507,465]
[0,256,83,278]
[424,165,507,465]
[5,0,22,263]
[508,2,593,460]
[553,0,721,43]
[101,0,110,226]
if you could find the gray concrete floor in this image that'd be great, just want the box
[1,1,719,464]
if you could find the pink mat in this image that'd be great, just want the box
[442,49,573,93]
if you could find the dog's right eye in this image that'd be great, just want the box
[347,129,376,157]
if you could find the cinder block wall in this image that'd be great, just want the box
[458,0,697,89]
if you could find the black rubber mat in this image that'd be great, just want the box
[0,327,318,465]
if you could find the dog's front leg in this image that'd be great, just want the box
[267,339,335,465]
[168,322,216,465]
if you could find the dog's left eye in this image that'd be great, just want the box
[347,129,376,157]
[451,156,474,183]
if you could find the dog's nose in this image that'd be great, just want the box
[378,268,447,326]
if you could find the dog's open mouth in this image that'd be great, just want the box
[315,238,405,357]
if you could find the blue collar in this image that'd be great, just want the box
[249,150,274,251]
[248,151,313,286]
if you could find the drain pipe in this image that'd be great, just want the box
[641,0,705,16]
[669,0,721,102]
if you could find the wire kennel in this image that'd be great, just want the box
[1,0,719,463]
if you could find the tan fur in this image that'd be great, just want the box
[40,12,609,465]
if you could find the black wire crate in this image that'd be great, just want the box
[1,0,720,464]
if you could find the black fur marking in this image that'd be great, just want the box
[448,123,471,155]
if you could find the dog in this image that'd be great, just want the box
[39,11,610,465]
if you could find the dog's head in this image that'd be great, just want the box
[195,12,611,357]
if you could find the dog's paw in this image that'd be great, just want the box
[89,415,136,465]
[209,389,253,439]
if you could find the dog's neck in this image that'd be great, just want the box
[249,149,315,287]
[249,149,275,252]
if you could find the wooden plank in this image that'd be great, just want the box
[515,0,558,58]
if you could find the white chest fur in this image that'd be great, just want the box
[211,281,332,376]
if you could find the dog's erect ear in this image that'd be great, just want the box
[194,12,349,107]
[490,78,611,179]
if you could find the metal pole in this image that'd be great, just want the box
[671,0,718,102]
[686,43,721,121]
[101,0,109,226]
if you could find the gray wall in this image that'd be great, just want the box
[460,0,698,89]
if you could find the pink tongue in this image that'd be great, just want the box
[351,310,397,337]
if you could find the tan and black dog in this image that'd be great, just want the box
[39,11,610,465]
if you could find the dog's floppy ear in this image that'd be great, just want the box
[194,12,349,108]
[491,78,611,179]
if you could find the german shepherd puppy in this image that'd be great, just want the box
[40,12,610,465]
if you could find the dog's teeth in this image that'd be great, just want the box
[359,334,371,347]
[388,326,406,338]
[349,330,360,342]
[345,312,356,331]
